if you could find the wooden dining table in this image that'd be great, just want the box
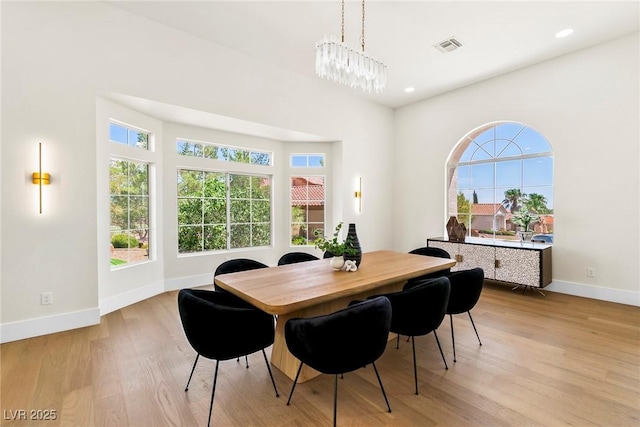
[214,250,456,383]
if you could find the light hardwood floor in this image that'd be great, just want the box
[2,283,639,426]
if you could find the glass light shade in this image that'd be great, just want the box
[315,36,387,93]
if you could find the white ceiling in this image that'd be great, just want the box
[108,0,639,109]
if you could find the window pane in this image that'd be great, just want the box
[178,199,202,225]
[230,174,250,198]
[251,176,270,199]
[470,163,495,189]
[128,129,148,149]
[496,123,525,141]
[110,158,150,266]
[229,148,250,163]
[515,127,552,154]
[178,226,202,253]
[252,223,271,246]
[110,195,128,230]
[308,155,324,167]
[204,172,226,198]
[230,224,251,248]
[291,155,307,167]
[252,200,271,223]
[290,176,324,247]
[204,225,226,250]
[251,152,271,165]
[230,200,251,223]
[523,157,553,186]
[495,160,521,188]
[203,199,226,224]
[110,123,128,145]
[129,163,148,195]
[178,170,203,197]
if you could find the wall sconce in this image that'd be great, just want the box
[354,176,362,213]
[32,142,50,214]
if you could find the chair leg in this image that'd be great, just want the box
[245,355,249,368]
[261,349,279,397]
[396,333,400,349]
[432,330,448,370]
[333,374,338,427]
[450,314,457,363]
[286,362,304,405]
[468,311,482,346]
[371,362,392,413]
[411,336,418,395]
[185,353,200,392]
[207,361,220,427]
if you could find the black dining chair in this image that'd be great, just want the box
[364,277,451,394]
[406,246,454,285]
[177,289,279,427]
[285,297,392,427]
[214,258,268,292]
[445,267,485,362]
[277,251,320,265]
[213,258,271,366]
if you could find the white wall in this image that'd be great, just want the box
[0,2,394,342]
[394,33,640,305]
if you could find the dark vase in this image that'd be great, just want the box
[344,223,362,267]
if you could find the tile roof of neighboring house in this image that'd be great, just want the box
[471,203,508,215]
[291,185,325,206]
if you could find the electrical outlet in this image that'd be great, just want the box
[586,267,596,278]
[41,292,53,305]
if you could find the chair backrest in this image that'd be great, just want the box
[322,251,334,259]
[409,246,452,259]
[213,258,268,292]
[446,267,484,315]
[177,289,274,361]
[285,297,392,375]
[407,247,453,280]
[277,252,320,266]
[376,277,450,337]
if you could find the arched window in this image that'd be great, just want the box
[447,122,554,243]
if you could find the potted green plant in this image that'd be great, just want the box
[511,210,539,242]
[313,222,357,270]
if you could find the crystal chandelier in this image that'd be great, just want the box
[315,0,387,93]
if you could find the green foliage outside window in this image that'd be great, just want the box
[110,158,150,265]
[177,170,271,253]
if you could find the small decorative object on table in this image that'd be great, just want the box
[313,222,358,271]
[446,216,467,242]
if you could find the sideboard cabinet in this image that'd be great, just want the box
[427,237,552,288]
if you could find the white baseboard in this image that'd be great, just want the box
[545,280,640,307]
[2,276,636,344]
[99,280,165,316]
[164,273,213,291]
[0,308,100,344]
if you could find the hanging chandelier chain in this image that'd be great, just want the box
[341,0,345,43]
[361,0,366,52]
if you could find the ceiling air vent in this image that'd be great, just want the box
[434,37,462,53]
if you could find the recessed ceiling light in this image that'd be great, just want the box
[555,28,574,38]
[404,87,415,93]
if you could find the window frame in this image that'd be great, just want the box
[108,121,155,269]
[446,121,554,243]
